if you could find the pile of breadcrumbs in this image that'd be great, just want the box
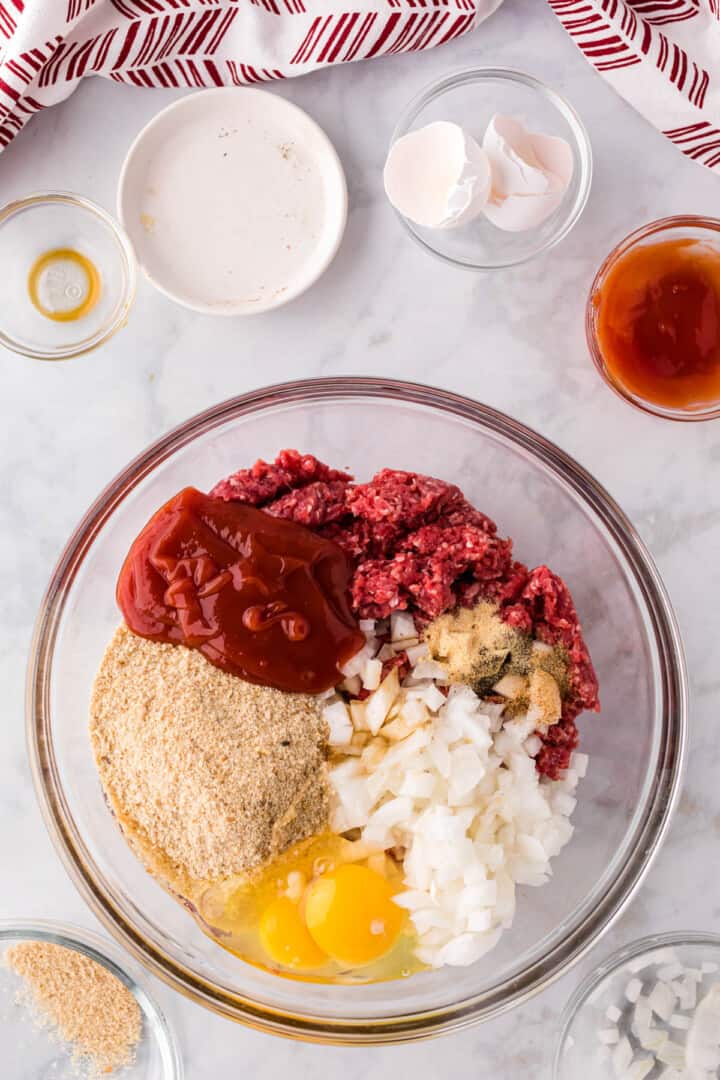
[5,940,142,1075]
[90,626,330,890]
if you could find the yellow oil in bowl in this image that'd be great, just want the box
[28,248,102,323]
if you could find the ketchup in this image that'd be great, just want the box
[117,488,364,694]
[593,237,720,411]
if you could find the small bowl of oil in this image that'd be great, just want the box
[0,191,137,360]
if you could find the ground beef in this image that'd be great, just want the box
[535,716,580,779]
[267,479,349,527]
[380,651,412,684]
[212,451,600,777]
[211,449,351,506]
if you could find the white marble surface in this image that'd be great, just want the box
[1,0,719,1074]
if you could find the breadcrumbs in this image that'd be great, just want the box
[90,626,329,887]
[5,941,141,1075]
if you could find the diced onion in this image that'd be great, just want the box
[327,617,585,968]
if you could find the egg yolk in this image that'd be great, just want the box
[259,895,328,970]
[304,864,405,967]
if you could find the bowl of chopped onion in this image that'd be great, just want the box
[28,377,687,1043]
[555,931,720,1078]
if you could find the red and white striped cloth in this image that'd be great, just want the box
[1,2,719,169]
[0,0,501,149]
[550,0,720,171]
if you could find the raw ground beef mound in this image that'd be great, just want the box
[211,450,600,778]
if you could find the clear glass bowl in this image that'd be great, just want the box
[0,192,136,360]
[27,378,686,1043]
[554,931,720,1078]
[0,919,182,1078]
[587,215,720,421]
[388,69,592,270]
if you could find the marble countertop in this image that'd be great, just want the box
[2,0,719,1075]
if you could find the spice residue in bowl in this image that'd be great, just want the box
[5,941,142,1075]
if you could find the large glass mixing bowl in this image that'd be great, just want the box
[27,378,687,1043]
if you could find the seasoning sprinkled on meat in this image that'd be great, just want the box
[496,564,599,720]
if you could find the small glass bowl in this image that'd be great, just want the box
[0,192,137,360]
[554,931,720,1079]
[0,919,182,1079]
[388,68,592,270]
[587,216,720,422]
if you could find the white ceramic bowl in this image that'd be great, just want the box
[117,88,347,316]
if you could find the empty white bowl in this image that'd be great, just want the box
[118,88,348,315]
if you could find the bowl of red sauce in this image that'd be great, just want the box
[588,216,720,421]
[27,378,686,1043]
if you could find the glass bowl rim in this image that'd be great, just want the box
[26,376,687,1043]
[0,917,183,1078]
[586,214,720,422]
[552,929,720,1077]
[0,190,137,361]
[388,67,593,271]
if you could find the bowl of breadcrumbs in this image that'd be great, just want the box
[0,921,181,1079]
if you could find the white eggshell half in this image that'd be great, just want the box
[482,183,565,233]
[529,132,575,188]
[481,113,574,232]
[384,120,491,230]
[482,114,551,199]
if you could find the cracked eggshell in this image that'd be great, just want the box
[529,131,574,189]
[483,114,551,198]
[482,113,574,233]
[482,184,566,233]
[383,121,491,230]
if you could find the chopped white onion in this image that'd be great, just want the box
[390,611,418,643]
[327,617,583,968]
[612,1036,633,1074]
[595,961,720,1080]
[658,963,685,983]
[362,657,383,691]
[655,1040,685,1068]
[686,984,720,1075]
[648,980,676,1022]
[623,1057,653,1080]
[323,699,354,746]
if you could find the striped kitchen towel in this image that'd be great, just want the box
[550,0,720,171]
[0,0,502,150]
